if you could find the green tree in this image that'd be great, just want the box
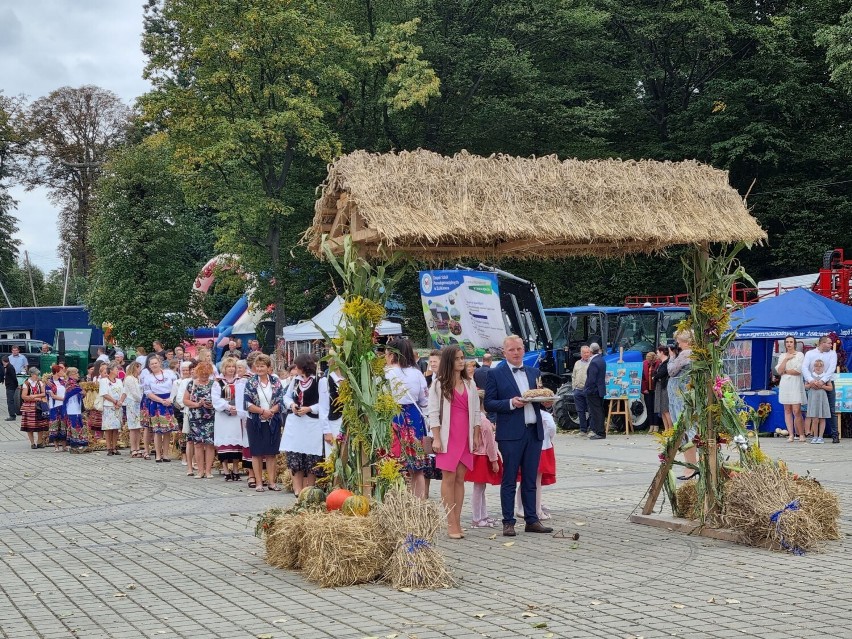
[0,93,24,278]
[86,134,215,346]
[24,86,133,276]
[140,0,439,337]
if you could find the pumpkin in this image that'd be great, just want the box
[298,486,326,506]
[341,495,370,517]
[325,488,354,511]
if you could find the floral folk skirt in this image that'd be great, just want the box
[390,404,429,473]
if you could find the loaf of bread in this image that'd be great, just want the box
[522,388,555,399]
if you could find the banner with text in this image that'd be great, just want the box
[419,270,506,357]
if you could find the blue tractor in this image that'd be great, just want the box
[447,265,689,430]
[543,304,689,430]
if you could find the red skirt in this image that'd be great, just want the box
[515,447,556,486]
[465,454,503,485]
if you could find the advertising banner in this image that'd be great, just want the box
[419,270,506,356]
[604,361,643,400]
[834,373,852,413]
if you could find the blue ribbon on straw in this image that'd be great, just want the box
[404,534,431,553]
[769,500,804,555]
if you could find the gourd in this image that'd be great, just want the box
[341,495,370,516]
[325,488,354,511]
[298,486,325,506]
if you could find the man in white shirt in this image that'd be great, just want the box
[572,345,592,433]
[95,347,110,365]
[802,335,839,443]
[8,346,28,374]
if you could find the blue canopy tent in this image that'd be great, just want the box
[731,288,852,339]
[729,288,852,432]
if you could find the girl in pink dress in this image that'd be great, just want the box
[465,391,503,528]
[427,345,479,539]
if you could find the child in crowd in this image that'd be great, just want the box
[516,409,557,520]
[465,391,502,527]
[806,359,832,444]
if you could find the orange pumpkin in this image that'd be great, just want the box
[325,488,354,511]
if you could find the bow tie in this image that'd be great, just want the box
[512,366,525,373]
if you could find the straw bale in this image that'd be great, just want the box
[298,511,390,587]
[721,465,840,553]
[372,488,443,544]
[383,540,455,590]
[308,150,767,259]
[791,478,841,541]
[675,481,699,520]
[265,514,307,570]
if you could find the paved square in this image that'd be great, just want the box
[1,407,849,639]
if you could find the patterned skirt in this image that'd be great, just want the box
[20,401,48,433]
[48,406,67,442]
[390,404,429,472]
[125,402,142,430]
[86,409,103,440]
[286,451,323,474]
[145,394,177,434]
[189,418,214,445]
[66,414,88,448]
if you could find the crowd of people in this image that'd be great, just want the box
[6,334,560,540]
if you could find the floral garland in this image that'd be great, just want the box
[657,243,769,523]
[318,235,408,497]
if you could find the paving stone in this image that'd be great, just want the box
[1,413,851,638]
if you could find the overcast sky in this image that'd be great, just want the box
[0,0,150,271]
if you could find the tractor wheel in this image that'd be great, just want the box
[553,384,579,431]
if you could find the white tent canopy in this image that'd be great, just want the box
[282,296,402,342]
[756,273,818,298]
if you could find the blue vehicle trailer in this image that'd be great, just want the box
[0,306,105,344]
[543,304,690,429]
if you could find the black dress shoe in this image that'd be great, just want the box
[832,436,840,444]
[588,433,606,440]
[525,521,553,533]
[503,523,516,537]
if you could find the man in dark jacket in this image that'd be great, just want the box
[584,343,607,439]
[3,356,19,420]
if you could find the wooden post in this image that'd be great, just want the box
[359,442,372,496]
[699,242,721,523]
[642,436,680,514]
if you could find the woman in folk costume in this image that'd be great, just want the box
[20,367,49,448]
[212,356,245,482]
[317,353,344,454]
[281,353,331,496]
[244,354,285,492]
[64,368,87,451]
[385,337,430,498]
[123,362,145,458]
[140,354,178,462]
[46,364,67,451]
[86,361,107,442]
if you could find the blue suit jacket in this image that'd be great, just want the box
[484,362,544,442]
[584,355,606,397]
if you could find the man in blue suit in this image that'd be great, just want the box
[485,335,554,537]
[584,342,607,439]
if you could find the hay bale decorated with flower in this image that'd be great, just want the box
[721,463,840,553]
[374,488,454,589]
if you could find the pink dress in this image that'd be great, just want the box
[435,387,474,472]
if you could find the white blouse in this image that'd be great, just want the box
[385,366,428,407]
[123,375,142,405]
[140,369,178,396]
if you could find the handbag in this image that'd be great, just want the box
[93,394,104,412]
[38,401,50,420]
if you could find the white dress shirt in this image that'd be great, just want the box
[511,365,536,424]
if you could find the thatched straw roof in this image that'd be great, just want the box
[307,150,766,259]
